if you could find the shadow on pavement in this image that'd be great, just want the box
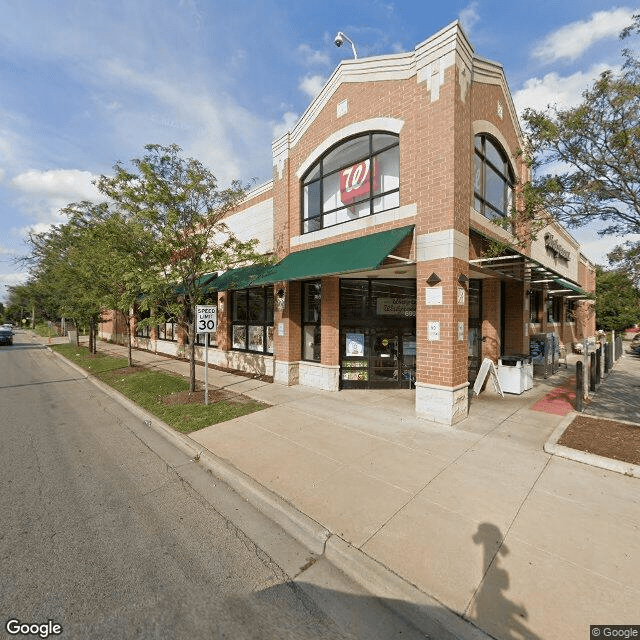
[468,523,541,640]
[252,580,487,640]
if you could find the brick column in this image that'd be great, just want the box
[216,292,231,351]
[415,246,469,425]
[273,281,301,385]
[503,280,528,354]
[482,279,501,361]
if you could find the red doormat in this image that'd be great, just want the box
[531,378,576,415]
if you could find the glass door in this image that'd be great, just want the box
[370,329,399,386]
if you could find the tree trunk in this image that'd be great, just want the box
[88,317,94,353]
[126,316,133,367]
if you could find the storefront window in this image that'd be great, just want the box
[158,320,177,342]
[136,308,151,338]
[548,296,563,324]
[474,134,514,220]
[529,290,541,323]
[302,281,321,361]
[231,287,274,354]
[339,279,416,389]
[302,132,400,234]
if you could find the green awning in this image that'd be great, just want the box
[250,225,415,286]
[206,263,279,292]
[553,278,587,295]
[209,225,414,291]
[175,272,218,295]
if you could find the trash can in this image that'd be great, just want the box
[497,355,533,394]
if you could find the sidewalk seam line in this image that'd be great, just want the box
[462,454,553,618]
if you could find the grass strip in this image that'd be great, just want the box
[51,344,267,433]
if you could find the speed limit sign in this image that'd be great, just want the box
[196,305,217,333]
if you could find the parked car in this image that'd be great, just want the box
[0,327,13,345]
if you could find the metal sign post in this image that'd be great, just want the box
[195,305,217,406]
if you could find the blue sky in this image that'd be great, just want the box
[0,0,637,302]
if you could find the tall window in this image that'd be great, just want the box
[136,308,151,338]
[158,319,177,342]
[302,132,400,234]
[231,287,274,354]
[473,134,515,220]
[529,290,541,323]
[302,281,321,361]
[548,296,562,324]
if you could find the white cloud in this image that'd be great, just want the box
[11,169,100,202]
[272,111,299,139]
[0,271,29,298]
[9,169,101,233]
[98,58,275,183]
[297,44,330,67]
[299,74,326,100]
[533,8,635,63]
[571,227,640,266]
[459,2,480,34]
[513,63,613,114]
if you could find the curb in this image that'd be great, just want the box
[46,346,330,555]
[46,344,491,640]
[325,536,490,640]
[544,411,640,479]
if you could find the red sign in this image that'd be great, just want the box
[340,158,379,206]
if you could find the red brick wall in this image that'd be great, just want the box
[273,280,301,362]
[321,277,339,366]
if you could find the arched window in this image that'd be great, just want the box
[473,134,514,219]
[301,132,400,234]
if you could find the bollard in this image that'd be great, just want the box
[589,352,596,392]
[575,361,584,412]
[604,342,610,374]
[595,347,601,385]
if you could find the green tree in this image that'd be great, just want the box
[24,217,105,344]
[97,144,268,391]
[521,15,640,244]
[594,267,640,331]
[58,201,154,364]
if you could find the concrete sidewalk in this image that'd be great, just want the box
[47,334,640,640]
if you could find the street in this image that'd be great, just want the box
[0,332,427,640]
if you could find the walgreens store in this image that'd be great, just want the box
[118,22,595,425]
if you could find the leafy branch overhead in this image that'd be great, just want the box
[21,144,268,390]
[521,14,640,241]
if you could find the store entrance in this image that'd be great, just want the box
[340,279,416,389]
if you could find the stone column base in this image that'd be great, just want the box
[415,382,469,425]
[274,360,300,386]
[299,362,339,391]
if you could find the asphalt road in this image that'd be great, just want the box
[0,332,429,640]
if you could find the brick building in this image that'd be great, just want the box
[100,22,596,425]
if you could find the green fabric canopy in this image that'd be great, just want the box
[553,278,587,295]
[212,225,414,292]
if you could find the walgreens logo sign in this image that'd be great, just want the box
[340,158,379,206]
